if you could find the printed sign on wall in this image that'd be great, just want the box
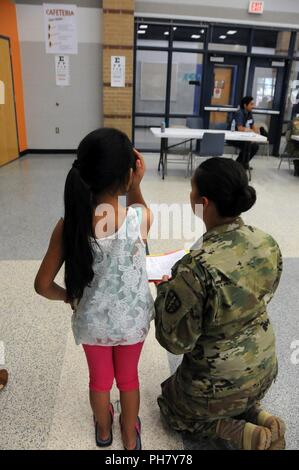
[44,3,78,54]
[213,88,222,99]
[55,55,70,86]
[111,56,126,87]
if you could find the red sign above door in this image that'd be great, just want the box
[248,1,264,14]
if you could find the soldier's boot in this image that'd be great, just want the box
[216,418,272,450]
[245,404,286,450]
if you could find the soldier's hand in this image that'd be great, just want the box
[154,275,170,286]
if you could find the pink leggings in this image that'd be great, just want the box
[83,342,144,393]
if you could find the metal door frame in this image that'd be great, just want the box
[203,54,247,128]
[246,56,285,150]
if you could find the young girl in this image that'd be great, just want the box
[35,128,154,450]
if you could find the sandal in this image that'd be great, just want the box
[0,369,8,391]
[93,403,114,448]
[119,414,142,450]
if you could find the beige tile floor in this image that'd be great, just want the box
[47,319,182,450]
[142,154,299,258]
[0,153,298,450]
[0,261,181,450]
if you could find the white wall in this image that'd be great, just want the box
[16,4,102,150]
[137,0,299,13]
[136,0,299,29]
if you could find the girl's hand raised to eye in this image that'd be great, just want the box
[132,149,146,187]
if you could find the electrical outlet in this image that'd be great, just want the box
[55,127,60,134]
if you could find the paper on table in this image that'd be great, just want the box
[146,249,188,281]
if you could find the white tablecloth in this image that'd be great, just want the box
[150,127,268,143]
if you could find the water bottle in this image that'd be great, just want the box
[231,119,236,132]
[161,121,165,133]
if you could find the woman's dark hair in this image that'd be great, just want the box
[63,128,136,301]
[240,96,254,109]
[194,157,256,218]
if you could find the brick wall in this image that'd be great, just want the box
[102,0,135,138]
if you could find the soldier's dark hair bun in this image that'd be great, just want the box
[194,158,256,217]
[234,186,256,214]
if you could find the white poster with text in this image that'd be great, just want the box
[111,56,126,87]
[44,4,78,54]
[55,55,70,86]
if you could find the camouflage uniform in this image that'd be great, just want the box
[155,217,282,438]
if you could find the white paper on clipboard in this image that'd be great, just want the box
[146,250,188,281]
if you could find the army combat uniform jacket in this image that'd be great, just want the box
[154,218,282,434]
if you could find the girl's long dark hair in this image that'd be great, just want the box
[63,128,135,301]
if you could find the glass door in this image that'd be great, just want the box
[134,49,169,150]
[247,57,285,146]
[204,54,247,129]
[169,52,203,118]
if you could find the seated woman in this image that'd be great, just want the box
[234,96,260,170]
[154,157,285,450]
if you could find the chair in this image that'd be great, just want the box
[165,116,203,176]
[185,117,204,173]
[278,120,299,170]
[213,122,227,130]
[255,122,270,158]
[186,116,203,129]
[189,132,225,174]
[278,151,293,170]
[186,117,203,147]
[278,123,292,170]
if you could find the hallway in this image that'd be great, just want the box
[0,154,298,449]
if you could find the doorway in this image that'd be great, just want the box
[0,36,19,167]
[204,54,247,129]
[247,57,285,147]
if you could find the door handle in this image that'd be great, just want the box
[0,80,5,105]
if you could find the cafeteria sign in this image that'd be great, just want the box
[44,3,78,54]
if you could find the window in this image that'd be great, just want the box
[208,26,249,53]
[134,18,292,155]
[252,30,291,56]
[251,67,277,109]
[135,50,168,114]
[284,61,299,122]
[136,23,170,47]
[170,52,203,115]
[172,26,206,49]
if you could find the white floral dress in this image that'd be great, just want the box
[71,207,154,346]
